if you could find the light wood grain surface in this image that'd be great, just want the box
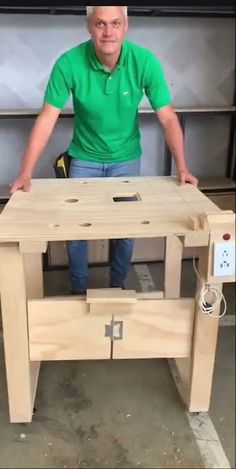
[28,297,194,361]
[0,176,220,242]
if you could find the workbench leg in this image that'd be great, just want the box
[188,250,221,412]
[165,235,191,405]
[0,245,43,423]
[164,235,183,298]
[169,249,221,412]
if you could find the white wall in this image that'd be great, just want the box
[0,14,235,184]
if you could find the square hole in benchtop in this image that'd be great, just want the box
[113,193,141,202]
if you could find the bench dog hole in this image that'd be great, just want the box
[141,220,150,225]
[80,223,92,227]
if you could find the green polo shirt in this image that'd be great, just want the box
[44,39,171,163]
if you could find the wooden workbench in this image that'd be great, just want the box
[0,176,235,423]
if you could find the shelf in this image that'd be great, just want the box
[0,4,235,17]
[0,106,235,118]
[198,178,236,192]
[0,185,10,201]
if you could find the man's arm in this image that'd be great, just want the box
[156,104,198,187]
[10,103,61,193]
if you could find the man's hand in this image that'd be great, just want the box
[10,172,31,194]
[178,169,198,188]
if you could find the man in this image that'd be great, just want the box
[10,6,198,294]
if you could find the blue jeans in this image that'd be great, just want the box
[67,157,141,291]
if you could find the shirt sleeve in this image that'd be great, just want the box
[143,52,172,111]
[43,54,73,109]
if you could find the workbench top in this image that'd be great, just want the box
[0,176,220,242]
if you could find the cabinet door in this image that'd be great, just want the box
[89,297,195,360]
[28,298,112,360]
[112,299,194,359]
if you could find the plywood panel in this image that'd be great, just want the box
[87,288,137,304]
[113,298,195,359]
[0,177,219,242]
[28,297,194,361]
[28,298,111,361]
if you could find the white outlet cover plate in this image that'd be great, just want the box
[213,241,235,276]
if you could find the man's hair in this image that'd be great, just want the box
[86,6,128,19]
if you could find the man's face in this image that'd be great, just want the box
[87,6,128,56]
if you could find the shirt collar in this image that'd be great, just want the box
[88,39,127,72]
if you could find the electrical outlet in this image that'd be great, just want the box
[213,241,235,277]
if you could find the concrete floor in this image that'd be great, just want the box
[0,260,235,468]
